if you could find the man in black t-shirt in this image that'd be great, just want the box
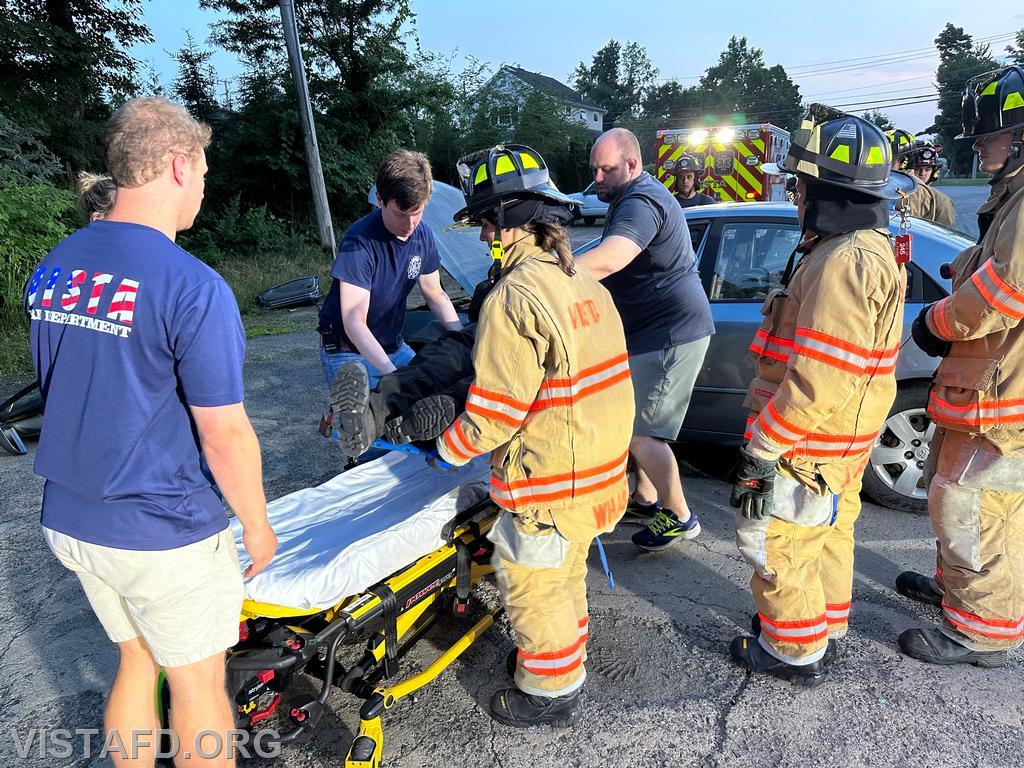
[575,128,715,552]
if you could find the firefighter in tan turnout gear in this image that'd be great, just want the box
[434,145,634,726]
[901,141,957,228]
[898,65,1024,666]
[729,105,917,686]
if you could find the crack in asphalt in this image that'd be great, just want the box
[707,674,752,767]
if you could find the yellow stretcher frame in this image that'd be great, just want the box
[157,501,499,768]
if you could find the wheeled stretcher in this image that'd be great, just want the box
[160,452,501,767]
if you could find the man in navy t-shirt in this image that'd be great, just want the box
[318,150,462,444]
[576,128,715,553]
[27,98,276,762]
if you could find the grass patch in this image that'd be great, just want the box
[0,312,33,381]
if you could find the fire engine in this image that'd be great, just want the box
[655,123,791,203]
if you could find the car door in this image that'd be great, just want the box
[680,215,802,442]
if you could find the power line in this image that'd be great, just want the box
[653,32,1014,83]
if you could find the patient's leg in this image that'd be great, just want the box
[332,328,476,458]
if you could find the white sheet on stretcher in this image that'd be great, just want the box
[232,452,490,611]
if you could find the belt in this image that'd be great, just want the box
[321,331,403,355]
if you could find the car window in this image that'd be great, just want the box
[686,219,709,254]
[708,222,801,301]
[583,181,596,195]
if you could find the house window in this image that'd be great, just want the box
[593,112,598,121]
[579,110,586,120]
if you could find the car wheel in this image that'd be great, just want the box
[583,216,596,226]
[862,381,932,514]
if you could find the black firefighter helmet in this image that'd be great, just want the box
[761,104,917,199]
[453,144,578,229]
[674,154,704,176]
[958,65,1024,141]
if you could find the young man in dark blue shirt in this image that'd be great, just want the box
[575,128,715,552]
[28,98,276,764]
[318,151,461,389]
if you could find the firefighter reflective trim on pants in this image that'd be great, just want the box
[793,327,899,375]
[970,258,1024,320]
[928,429,1024,651]
[749,329,793,363]
[531,353,631,409]
[942,603,1024,640]
[745,416,877,460]
[466,385,529,428]
[927,394,1024,429]
[489,511,590,697]
[826,601,852,626]
[758,613,829,644]
[489,451,629,509]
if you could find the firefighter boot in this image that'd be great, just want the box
[895,571,943,607]
[750,615,838,665]
[729,636,826,687]
[489,687,581,728]
[898,628,1008,668]
[382,395,457,446]
[330,362,384,459]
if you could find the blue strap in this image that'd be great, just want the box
[594,536,614,591]
[371,439,455,470]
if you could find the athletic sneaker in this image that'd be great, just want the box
[623,497,661,524]
[631,508,701,551]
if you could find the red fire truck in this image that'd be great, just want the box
[655,123,791,202]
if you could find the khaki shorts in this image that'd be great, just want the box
[629,336,710,440]
[44,527,244,668]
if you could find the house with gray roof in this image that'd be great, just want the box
[482,65,607,134]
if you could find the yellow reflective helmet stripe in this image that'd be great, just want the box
[866,145,885,165]
[494,155,515,175]
[829,144,850,163]
[474,164,489,185]
[981,80,999,96]
[1004,92,1024,112]
[519,152,540,170]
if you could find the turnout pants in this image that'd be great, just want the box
[488,511,591,697]
[928,429,1024,651]
[736,463,864,665]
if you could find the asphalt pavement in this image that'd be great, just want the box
[2,321,1023,768]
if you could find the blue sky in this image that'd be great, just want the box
[134,0,1022,135]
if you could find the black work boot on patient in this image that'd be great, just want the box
[382,394,456,446]
[330,362,384,459]
[489,687,581,728]
[729,635,826,687]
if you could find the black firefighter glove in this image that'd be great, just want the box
[467,278,493,324]
[911,304,951,358]
[730,447,779,520]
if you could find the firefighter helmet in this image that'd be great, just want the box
[907,141,940,168]
[957,65,1024,140]
[453,144,577,227]
[761,104,917,199]
[885,129,916,162]
[674,155,704,175]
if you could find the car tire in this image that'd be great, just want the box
[861,381,932,514]
[583,216,596,226]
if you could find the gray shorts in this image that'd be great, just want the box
[629,336,710,440]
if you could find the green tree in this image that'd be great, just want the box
[697,37,803,131]
[930,23,997,175]
[862,109,894,131]
[202,0,450,220]
[573,40,658,126]
[510,91,593,192]
[1007,28,1024,65]
[0,0,152,174]
[172,32,219,121]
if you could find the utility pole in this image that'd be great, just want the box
[278,0,337,258]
